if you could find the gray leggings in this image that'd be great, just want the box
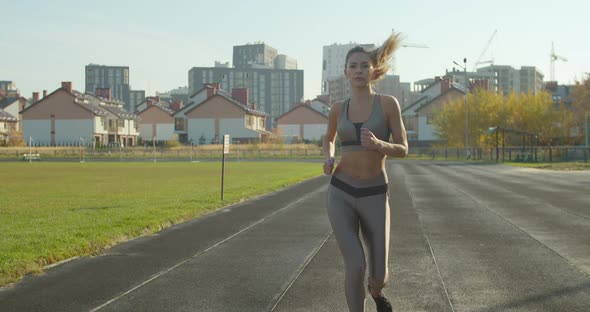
[326,169,390,312]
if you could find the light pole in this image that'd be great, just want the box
[153,135,157,162]
[79,137,85,162]
[91,97,96,151]
[585,111,588,149]
[454,58,469,159]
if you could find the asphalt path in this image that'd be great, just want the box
[1,160,588,311]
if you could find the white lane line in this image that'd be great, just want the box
[457,165,590,221]
[450,182,590,279]
[88,184,327,312]
[405,170,457,312]
[269,231,333,312]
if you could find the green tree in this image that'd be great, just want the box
[434,89,568,148]
[570,74,590,144]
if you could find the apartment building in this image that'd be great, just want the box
[85,64,131,110]
[476,65,544,96]
[322,42,375,95]
[189,43,303,128]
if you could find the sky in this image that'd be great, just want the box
[1,0,589,101]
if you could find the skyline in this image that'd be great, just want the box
[1,0,589,101]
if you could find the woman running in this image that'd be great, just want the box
[322,33,408,312]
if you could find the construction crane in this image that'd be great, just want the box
[391,28,429,49]
[473,29,497,71]
[550,42,568,82]
[401,43,429,48]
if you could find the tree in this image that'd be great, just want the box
[433,89,568,148]
[570,74,590,144]
[0,130,25,147]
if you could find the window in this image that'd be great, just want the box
[175,118,186,131]
[245,115,251,129]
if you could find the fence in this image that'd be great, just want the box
[0,144,324,162]
[407,146,589,163]
[0,145,588,163]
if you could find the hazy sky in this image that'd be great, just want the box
[1,0,588,100]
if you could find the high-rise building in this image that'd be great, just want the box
[85,64,131,110]
[373,76,414,109]
[476,65,544,96]
[443,68,497,92]
[520,66,545,95]
[233,43,277,69]
[190,43,303,129]
[0,81,16,92]
[129,90,146,112]
[188,67,303,129]
[322,42,375,95]
[328,75,415,109]
[275,54,297,70]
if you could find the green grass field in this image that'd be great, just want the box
[0,161,321,287]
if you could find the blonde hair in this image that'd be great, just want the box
[345,32,402,82]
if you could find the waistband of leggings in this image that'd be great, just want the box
[329,177,388,198]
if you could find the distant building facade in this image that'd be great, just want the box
[175,83,269,144]
[544,81,574,107]
[0,81,16,93]
[136,97,177,142]
[276,103,328,142]
[22,82,139,146]
[190,43,302,129]
[328,75,414,108]
[129,90,146,112]
[188,67,303,129]
[322,42,375,95]
[85,64,131,110]
[402,77,465,143]
[0,94,26,131]
[233,43,277,69]
[476,65,544,96]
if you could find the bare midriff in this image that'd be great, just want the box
[336,150,386,179]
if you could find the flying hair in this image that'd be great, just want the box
[345,32,403,82]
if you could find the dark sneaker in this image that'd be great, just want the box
[372,294,393,312]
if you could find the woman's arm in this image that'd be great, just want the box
[322,101,341,174]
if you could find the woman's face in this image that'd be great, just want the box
[344,52,374,87]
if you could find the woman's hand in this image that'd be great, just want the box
[360,128,383,151]
[323,157,335,175]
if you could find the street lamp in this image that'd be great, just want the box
[453,58,469,159]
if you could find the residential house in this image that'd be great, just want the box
[402,77,465,145]
[175,83,269,144]
[0,109,18,144]
[94,92,140,146]
[21,82,139,146]
[0,94,27,131]
[309,96,331,116]
[276,102,329,142]
[136,97,177,142]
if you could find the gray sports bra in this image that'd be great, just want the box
[337,94,391,152]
